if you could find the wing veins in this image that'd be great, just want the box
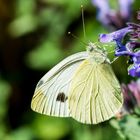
[98,69,122,104]
[71,65,94,122]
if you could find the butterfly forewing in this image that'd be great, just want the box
[31,52,88,117]
[68,59,123,124]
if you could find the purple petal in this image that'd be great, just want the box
[115,41,134,56]
[115,42,129,56]
[128,64,140,77]
[99,27,131,43]
[127,22,140,29]
[115,49,131,56]
[126,42,140,50]
[127,22,140,40]
[99,27,133,57]
[131,51,140,64]
[99,34,113,43]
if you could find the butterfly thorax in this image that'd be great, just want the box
[86,42,109,64]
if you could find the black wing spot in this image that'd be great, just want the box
[56,92,68,102]
[37,80,44,87]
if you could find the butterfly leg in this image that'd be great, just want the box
[110,57,119,64]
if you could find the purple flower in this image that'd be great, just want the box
[98,10,140,77]
[99,27,132,56]
[99,24,140,77]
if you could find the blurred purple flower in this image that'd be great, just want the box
[118,0,133,20]
[128,80,140,106]
[121,84,135,112]
[122,79,140,112]
[92,0,134,29]
[91,0,111,25]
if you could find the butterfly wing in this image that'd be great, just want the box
[69,59,123,124]
[31,52,88,117]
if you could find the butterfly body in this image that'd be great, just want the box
[87,42,109,65]
[31,42,123,124]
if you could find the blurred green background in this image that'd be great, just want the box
[0,0,140,140]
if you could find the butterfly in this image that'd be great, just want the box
[31,42,123,124]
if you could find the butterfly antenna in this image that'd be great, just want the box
[81,5,86,39]
[110,57,119,64]
[68,32,87,45]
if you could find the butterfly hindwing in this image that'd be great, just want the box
[31,52,88,117]
[69,59,123,124]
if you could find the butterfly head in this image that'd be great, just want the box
[87,42,108,63]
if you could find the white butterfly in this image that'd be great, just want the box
[31,42,123,124]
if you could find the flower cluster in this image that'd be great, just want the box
[99,11,140,77]
[92,0,134,29]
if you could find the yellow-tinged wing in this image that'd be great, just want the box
[31,52,88,117]
[68,59,123,124]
